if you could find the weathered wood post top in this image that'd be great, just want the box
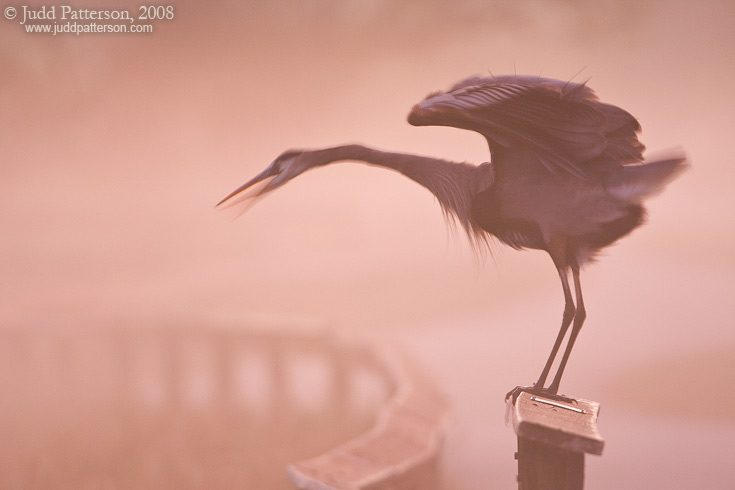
[509,392,604,490]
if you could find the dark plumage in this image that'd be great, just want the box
[217,75,686,398]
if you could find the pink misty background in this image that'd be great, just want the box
[1,1,733,488]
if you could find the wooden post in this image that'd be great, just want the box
[509,392,604,490]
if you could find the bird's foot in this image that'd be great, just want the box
[505,384,576,405]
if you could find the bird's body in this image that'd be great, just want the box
[218,75,686,398]
[474,147,647,264]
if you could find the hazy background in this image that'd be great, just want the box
[2,0,734,488]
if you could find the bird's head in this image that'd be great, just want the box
[215,150,310,211]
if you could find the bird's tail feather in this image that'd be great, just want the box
[608,151,688,202]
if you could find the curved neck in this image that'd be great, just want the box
[311,144,477,186]
[310,144,443,170]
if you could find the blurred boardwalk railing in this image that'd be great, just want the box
[288,342,452,490]
[0,320,451,489]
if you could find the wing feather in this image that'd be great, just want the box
[409,75,644,178]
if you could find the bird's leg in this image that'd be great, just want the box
[547,264,586,395]
[535,266,575,390]
[506,266,576,402]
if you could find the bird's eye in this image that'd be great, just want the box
[269,159,283,172]
[273,151,300,172]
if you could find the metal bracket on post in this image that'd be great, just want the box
[509,392,604,490]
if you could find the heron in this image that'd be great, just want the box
[217,75,686,400]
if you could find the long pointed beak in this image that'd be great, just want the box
[215,166,278,210]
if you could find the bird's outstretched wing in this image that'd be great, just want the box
[408,75,644,179]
